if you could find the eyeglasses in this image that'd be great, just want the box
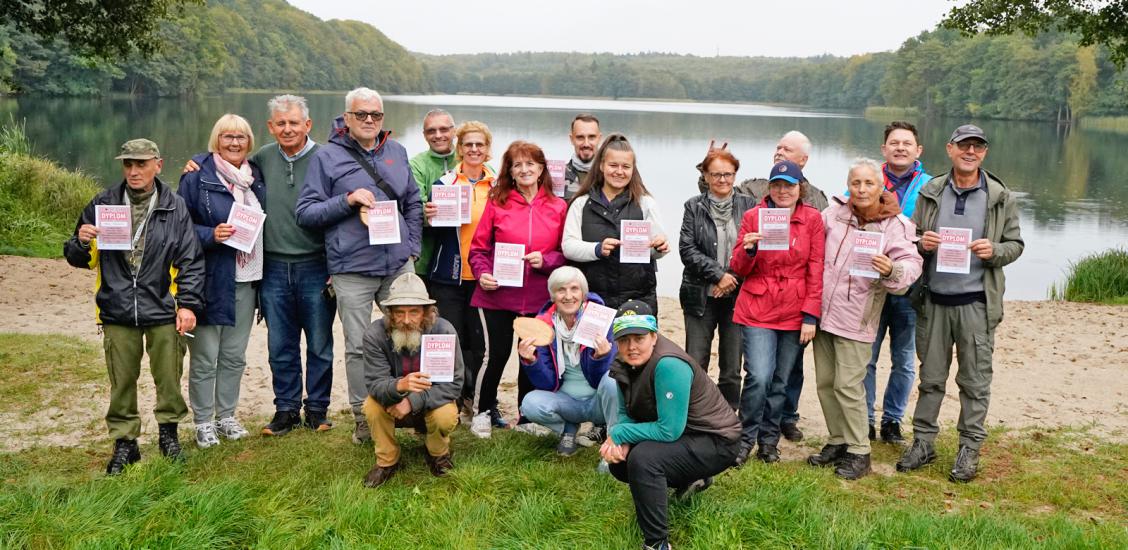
[348,111,384,122]
[708,172,736,181]
[461,142,487,150]
[424,125,453,136]
[220,134,248,143]
[954,141,987,153]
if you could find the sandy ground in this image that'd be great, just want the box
[1,255,1125,454]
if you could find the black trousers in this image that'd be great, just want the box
[609,432,740,546]
[683,296,742,408]
[431,281,486,404]
[478,308,533,415]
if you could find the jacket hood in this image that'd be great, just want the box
[327,115,391,154]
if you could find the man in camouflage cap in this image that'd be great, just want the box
[64,138,206,475]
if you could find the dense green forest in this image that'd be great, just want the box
[1,0,1126,122]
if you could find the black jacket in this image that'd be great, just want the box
[678,192,756,317]
[64,179,205,327]
[576,192,657,312]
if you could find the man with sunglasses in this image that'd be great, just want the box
[296,87,423,445]
[409,109,456,279]
[897,124,1024,483]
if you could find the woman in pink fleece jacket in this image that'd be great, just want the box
[468,141,568,436]
[808,158,923,480]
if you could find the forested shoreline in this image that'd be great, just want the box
[1,0,1126,122]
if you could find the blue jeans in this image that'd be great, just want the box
[864,294,917,425]
[781,347,805,425]
[519,374,620,434]
[260,258,336,414]
[738,326,802,447]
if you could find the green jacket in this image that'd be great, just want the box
[910,169,1024,329]
[409,149,457,275]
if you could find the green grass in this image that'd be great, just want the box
[0,120,101,258]
[863,106,921,120]
[1049,248,1128,304]
[0,334,104,416]
[1079,116,1128,134]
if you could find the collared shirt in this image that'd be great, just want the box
[280,137,317,162]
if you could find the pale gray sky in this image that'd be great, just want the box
[286,0,959,57]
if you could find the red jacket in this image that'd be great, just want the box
[469,187,568,314]
[730,199,825,330]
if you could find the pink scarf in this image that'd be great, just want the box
[213,153,263,276]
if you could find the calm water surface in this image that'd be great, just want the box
[4,93,1126,299]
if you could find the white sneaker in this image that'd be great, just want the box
[470,411,492,439]
[513,422,554,437]
[195,422,220,448]
[215,417,249,440]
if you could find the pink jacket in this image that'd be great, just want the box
[819,195,923,343]
[470,186,568,314]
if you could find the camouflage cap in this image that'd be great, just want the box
[114,138,161,160]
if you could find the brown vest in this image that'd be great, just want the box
[610,334,741,441]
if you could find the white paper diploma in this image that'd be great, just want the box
[849,230,885,279]
[937,227,973,274]
[367,200,401,245]
[430,185,461,227]
[758,208,791,251]
[459,185,473,224]
[619,219,652,264]
[493,242,525,287]
[224,202,266,254]
[547,159,567,197]
[95,205,132,250]
[572,302,617,349]
[420,334,457,383]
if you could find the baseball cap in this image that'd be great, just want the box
[114,138,161,160]
[768,160,803,185]
[612,299,658,338]
[949,124,989,145]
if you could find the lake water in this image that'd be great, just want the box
[4,92,1127,300]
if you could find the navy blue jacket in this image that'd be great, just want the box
[294,117,422,277]
[177,153,266,326]
[521,293,617,392]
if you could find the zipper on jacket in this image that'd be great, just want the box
[524,196,534,314]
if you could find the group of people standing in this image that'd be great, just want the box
[65,86,1024,550]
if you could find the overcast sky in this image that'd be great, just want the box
[286,0,959,58]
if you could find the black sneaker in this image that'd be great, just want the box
[157,423,183,461]
[780,422,804,442]
[733,443,753,468]
[106,438,141,476]
[949,445,980,483]
[868,424,876,441]
[756,443,780,463]
[896,438,937,472]
[304,411,334,432]
[557,432,579,457]
[880,421,905,444]
[834,452,872,480]
[674,476,713,500]
[807,443,848,467]
[489,409,509,429]
[262,410,301,437]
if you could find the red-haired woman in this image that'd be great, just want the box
[467,141,569,438]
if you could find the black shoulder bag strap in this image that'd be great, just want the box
[342,145,403,213]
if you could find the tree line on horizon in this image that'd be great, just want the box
[1,0,1125,122]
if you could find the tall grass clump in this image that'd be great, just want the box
[0,119,101,257]
[1049,248,1128,304]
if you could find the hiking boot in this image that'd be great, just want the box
[489,409,509,429]
[557,431,579,457]
[834,452,872,480]
[470,412,492,439]
[577,425,607,448]
[262,410,301,436]
[157,423,183,461]
[807,443,848,467]
[880,421,906,444]
[304,411,334,432]
[674,476,713,500]
[195,422,220,449]
[733,443,753,468]
[216,417,249,440]
[106,438,141,476]
[780,422,803,442]
[868,424,876,441]
[362,462,399,488]
[352,415,372,445]
[425,453,455,477]
[949,445,980,483]
[896,438,936,472]
[756,443,780,463]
